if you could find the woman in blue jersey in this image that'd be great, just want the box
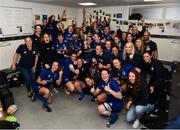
[46,15,58,43]
[62,51,79,94]
[111,46,123,62]
[96,69,124,126]
[33,61,63,112]
[72,34,83,56]
[110,59,136,94]
[64,25,74,43]
[54,33,68,67]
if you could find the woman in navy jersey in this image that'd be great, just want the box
[33,61,62,112]
[96,69,124,126]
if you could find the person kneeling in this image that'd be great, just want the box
[96,69,124,126]
[33,61,62,112]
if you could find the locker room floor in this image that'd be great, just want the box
[10,64,180,129]
[11,86,133,129]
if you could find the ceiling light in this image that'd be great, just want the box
[78,2,96,6]
[144,0,163,1]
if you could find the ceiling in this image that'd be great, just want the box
[16,0,180,7]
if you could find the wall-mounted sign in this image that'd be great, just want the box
[116,13,122,19]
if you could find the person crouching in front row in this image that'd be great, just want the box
[32,61,62,112]
[96,69,124,126]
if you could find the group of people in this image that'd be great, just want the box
[11,15,171,128]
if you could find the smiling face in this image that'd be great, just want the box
[96,45,102,55]
[122,32,127,41]
[25,37,32,47]
[143,32,150,42]
[132,27,138,35]
[113,59,121,69]
[35,25,41,35]
[68,26,73,34]
[77,58,83,67]
[94,34,100,42]
[104,27,110,34]
[135,39,142,49]
[43,34,50,43]
[112,47,118,56]
[114,36,120,44]
[128,72,136,84]
[127,34,133,42]
[105,41,111,50]
[125,43,133,54]
[42,19,47,26]
[87,36,92,43]
[143,52,151,63]
[85,77,93,87]
[58,35,64,42]
[101,70,110,83]
[52,62,59,72]
[71,53,77,62]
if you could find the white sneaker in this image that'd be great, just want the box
[150,114,158,117]
[64,87,70,95]
[132,119,140,128]
[166,95,170,101]
[51,88,59,96]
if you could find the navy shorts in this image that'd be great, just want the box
[103,102,124,112]
[62,77,73,85]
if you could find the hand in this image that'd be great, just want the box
[92,58,97,64]
[83,60,87,64]
[59,70,63,76]
[126,101,132,110]
[41,80,47,85]
[140,18,145,26]
[146,46,150,51]
[11,65,16,70]
[98,63,104,69]
[58,51,62,54]
[104,83,112,93]
[77,64,82,69]
[135,68,141,73]
[101,39,106,43]
[150,86,154,94]
[90,88,95,94]
[74,61,78,65]
[32,66,36,72]
[140,18,145,23]
[75,69,79,75]
[45,64,50,69]
[60,23,64,30]
[116,80,121,85]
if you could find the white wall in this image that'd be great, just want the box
[0,2,180,70]
[76,6,129,30]
[0,40,22,70]
[0,0,78,22]
[0,0,78,70]
[152,38,180,62]
[82,4,180,62]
